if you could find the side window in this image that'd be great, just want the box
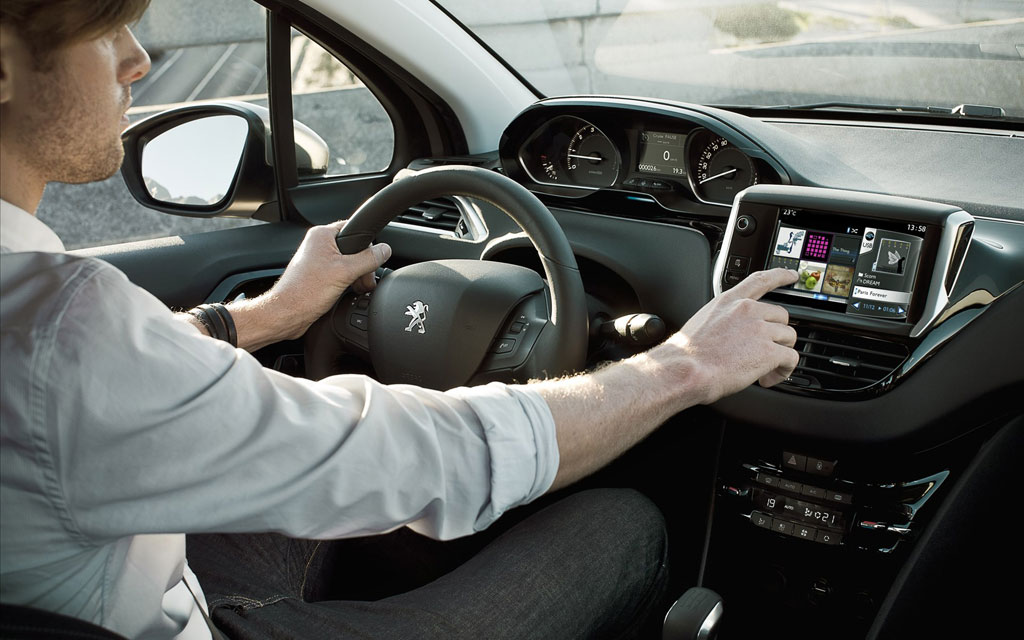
[36,2,395,250]
[37,0,269,249]
[290,31,394,177]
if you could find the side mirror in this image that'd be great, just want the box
[120,101,329,219]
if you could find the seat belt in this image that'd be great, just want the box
[182,578,229,640]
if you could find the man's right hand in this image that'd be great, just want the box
[536,268,800,490]
[667,268,800,404]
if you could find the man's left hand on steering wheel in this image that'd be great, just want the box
[304,166,589,389]
[260,221,393,341]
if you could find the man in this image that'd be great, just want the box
[0,1,799,638]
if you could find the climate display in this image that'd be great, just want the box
[766,208,927,320]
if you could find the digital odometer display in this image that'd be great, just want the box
[766,208,929,321]
[636,131,686,176]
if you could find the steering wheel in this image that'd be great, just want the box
[304,165,588,389]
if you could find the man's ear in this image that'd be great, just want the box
[0,25,14,105]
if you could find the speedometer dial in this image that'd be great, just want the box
[690,133,758,205]
[565,123,619,188]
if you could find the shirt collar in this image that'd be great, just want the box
[0,199,66,254]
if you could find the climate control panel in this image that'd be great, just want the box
[719,450,949,554]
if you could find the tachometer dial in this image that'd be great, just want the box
[565,124,619,188]
[692,135,758,204]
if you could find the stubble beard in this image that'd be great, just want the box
[19,66,127,186]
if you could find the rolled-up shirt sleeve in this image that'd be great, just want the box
[41,259,558,543]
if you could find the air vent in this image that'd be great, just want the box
[786,326,910,392]
[395,197,466,235]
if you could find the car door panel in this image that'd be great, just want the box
[77,222,308,309]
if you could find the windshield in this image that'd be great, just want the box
[436,0,1024,118]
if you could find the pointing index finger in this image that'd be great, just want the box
[726,268,799,301]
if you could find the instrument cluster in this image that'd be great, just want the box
[510,113,770,209]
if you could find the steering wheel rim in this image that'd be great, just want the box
[304,165,588,388]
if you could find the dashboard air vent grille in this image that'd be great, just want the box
[395,197,465,234]
[788,326,910,392]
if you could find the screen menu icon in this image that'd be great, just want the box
[846,228,923,319]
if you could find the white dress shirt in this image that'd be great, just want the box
[0,199,559,639]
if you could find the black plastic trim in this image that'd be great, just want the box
[267,9,299,218]
[426,0,544,100]
[119,102,277,220]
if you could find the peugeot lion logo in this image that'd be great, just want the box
[404,301,429,334]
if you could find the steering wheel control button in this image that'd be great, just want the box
[783,452,807,472]
[355,297,370,310]
[491,338,516,354]
[509,321,526,334]
[349,314,369,331]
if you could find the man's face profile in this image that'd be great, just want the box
[0,19,150,189]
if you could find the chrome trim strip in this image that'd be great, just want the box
[911,210,974,337]
[973,215,1024,225]
[700,602,724,640]
[685,127,754,208]
[451,195,488,241]
[711,191,745,298]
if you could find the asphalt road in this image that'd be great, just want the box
[132,41,267,108]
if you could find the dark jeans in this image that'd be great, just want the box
[187,489,669,639]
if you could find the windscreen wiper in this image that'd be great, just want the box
[770,101,1007,119]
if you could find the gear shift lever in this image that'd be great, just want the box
[662,587,724,640]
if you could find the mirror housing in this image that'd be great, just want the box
[120,101,329,220]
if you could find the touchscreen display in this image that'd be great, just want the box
[766,208,927,320]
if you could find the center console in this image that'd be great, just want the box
[700,430,960,640]
[698,186,982,637]
[712,186,974,396]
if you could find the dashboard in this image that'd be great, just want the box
[492,95,1023,399]
[485,95,1024,638]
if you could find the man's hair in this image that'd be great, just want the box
[1,0,150,65]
